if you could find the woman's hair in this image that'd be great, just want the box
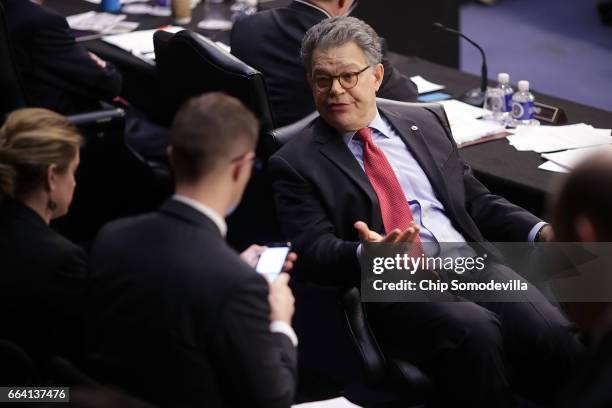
[0,108,83,200]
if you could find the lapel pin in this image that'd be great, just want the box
[411,125,419,131]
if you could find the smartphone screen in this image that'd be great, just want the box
[256,246,290,282]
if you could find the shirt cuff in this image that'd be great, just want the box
[528,222,548,242]
[270,320,298,347]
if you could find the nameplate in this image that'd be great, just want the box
[534,101,567,124]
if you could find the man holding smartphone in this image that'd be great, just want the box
[87,93,298,408]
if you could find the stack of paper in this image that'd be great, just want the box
[507,123,612,153]
[436,99,506,146]
[538,145,612,173]
[67,11,134,33]
[102,26,184,64]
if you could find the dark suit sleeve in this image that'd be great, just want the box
[421,106,543,242]
[269,155,360,287]
[377,39,419,102]
[31,17,122,102]
[215,274,297,408]
[47,243,89,356]
[463,162,543,241]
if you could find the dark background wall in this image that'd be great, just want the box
[351,0,461,68]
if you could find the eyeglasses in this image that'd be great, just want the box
[312,65,370,92]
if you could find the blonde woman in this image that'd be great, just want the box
[0,108,87,363]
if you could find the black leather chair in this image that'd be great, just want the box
[154,29,283,250]
[50,108,171,246]
[153,30,275,137]
[0,2,26,117]
[268,98,448,406]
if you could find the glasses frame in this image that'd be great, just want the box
[313,65,370,92]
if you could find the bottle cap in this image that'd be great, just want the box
[518,80,530,92]
[498,73,510,84]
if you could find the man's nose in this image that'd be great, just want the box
[329,77,345,96]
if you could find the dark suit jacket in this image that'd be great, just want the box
[87,199,297,408]
[231,1,418,127]
[2,0,122,114]
[0,199,88,361]
[269,104,542,286]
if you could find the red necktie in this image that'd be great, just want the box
[354,127,424,257]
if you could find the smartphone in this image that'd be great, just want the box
[256,244,290,282]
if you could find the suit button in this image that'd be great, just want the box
[411,125,419,131]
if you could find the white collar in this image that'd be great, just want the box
[293,0,333,18]
[342,109,390,144]
[172,194,227,237]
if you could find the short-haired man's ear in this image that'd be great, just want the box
[373,63,384,92]
[231,155,251,182]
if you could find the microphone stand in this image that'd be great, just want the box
[434,22,488,107]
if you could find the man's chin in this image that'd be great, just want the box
[321,112,355,133]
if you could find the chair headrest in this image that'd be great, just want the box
[268,98,449,151]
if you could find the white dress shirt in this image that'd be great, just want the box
[343,111,545,247]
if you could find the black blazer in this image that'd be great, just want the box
[0,199,88,361]
[231,0,418,127]
[269,104,542,286]
[2,0,122,114]
[87,199,297,408]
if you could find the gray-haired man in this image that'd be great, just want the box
[230,0,418,127]
[270,16,582,408]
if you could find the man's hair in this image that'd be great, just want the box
[169,93,259,183]
[551,150,612,241]
[300,16,382,73]
[0,108,82,201]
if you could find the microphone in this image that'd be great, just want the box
[433,22,488,107]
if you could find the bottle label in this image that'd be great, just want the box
[512,101,534,120]
[504,94,513,112]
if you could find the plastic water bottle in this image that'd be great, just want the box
[231,0,257,22]
[511,80,538,126]
[497,73,513,123]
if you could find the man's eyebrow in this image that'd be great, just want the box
[312,64,362,75]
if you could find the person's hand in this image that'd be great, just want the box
[282,252,298,273]
[240,244,266,268]
[88,51,107,69]
[268,273,295,325]
[537,225,555,242]
[354,221,420,243]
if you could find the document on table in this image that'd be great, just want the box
[410,75,445,94]
[438,99,487,121]
[436,99,506,146]
[541,145,612,170]
[102,26,184,64]
[507,123,612,153]
[292,397,362,408]
[67,11,128,33]
[538,161,570,173]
